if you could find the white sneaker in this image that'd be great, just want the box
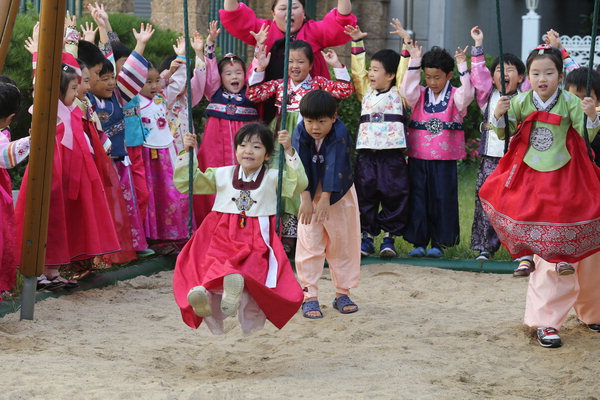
[221,274,244,316]
[187,286,212,317]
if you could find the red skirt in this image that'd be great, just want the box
[173,212,303,330]
[479,110,600,262]
[0,169,16,291]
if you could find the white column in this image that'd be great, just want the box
[521,2,541,61]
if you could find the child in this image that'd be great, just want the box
[248,39,354,250]
[292,90,361,319]
[468,26,525,264]
[480,45,600,274]
[0,79,30,295]
[400,42,475,258]
[138,60,189,241]
[194,21,259,225]
[16,56,120,289]
[345,21,410,258]
[172,123,307,334]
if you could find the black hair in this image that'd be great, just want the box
[160,54,177,73]
[299,89,337,119]
[217,54,246,75]
[147,60,158,72]
[565,67,600,99]
[112,41,132,62]
[421,46,454,74]
[526,46,562,74]
[99,58,115,77]
[60,64,79,100]
[371,49,400,76]
[76,58,87,71]
[289,40,313,64]
[77,40,105,69]
[490,53,526,76]
[0,76,21,119]
[233,122,275,159]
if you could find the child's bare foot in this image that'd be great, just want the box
[332,293,358,314]
[302,297,323,319]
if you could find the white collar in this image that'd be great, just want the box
[238,165,262,182]
[290,74,312,91]
[428,81,451,105]
[533,89,559,110]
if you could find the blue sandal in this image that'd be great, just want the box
[332,295,359,314]
[302,300,323,319]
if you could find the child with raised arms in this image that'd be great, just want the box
[400,41,475,258]
[172,123,307,335]
[480,45,600,280]
[292,90,361,319]
[345,20,411,258]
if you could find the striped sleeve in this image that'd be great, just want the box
[0,137,31,169]
[116,50,149,106]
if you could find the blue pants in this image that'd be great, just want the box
[354,149,409,237]
[404,158,459,248]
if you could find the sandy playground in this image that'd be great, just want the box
[0,262,599,400]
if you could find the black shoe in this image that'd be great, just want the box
[536,327,562,348]
[587,324,600,333]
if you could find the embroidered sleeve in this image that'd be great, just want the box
[350,40,369,101]
[163,63,187,108]
[64,27,80,58]
[470,47,493,110]
[246,79,281,104]
[204,49,222,100]
[315,75,354,100]
[116,50,149,106]
[173,151,217,194]
[0,137,31,169]
[190,58,208,107]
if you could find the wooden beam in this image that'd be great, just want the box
[0,0,20,74]
[19,0,67,277]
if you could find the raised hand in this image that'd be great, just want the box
[545,29,562,49]
[89,2,110,31]
[207,20,220,45]
[406,40,422,59]
[390,18,411,43]
[322,48,342,68]
[191,31,204,56]
[65,11,76,28]
[454,45,468,64]
[470,26,483,47]
[133,23,155,45]
[173,36,186,57]
[80,21,98,43]
[254,44,271,72]
[24,22,40,54]
[250,23,270,46]
[343,24,368,41]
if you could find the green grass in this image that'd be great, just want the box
[372,160,512,261]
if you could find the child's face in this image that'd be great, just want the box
[221,62,245,94]
[272,0,305,34]
[77,68,91,100]
[567,85,599,105]
[368,60,395,91]
[288,49,312,84]
[62,78,79,107]
[235,133,270,176]
[303,114,336,141]
[493,63,523,94]
[424,67,453,95]
[92,72,116,99]
[87,63,102,88]
[528,57,562,102]
[140,68,161,99]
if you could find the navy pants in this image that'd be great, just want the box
[470,155,501,253]
[354,149,409,237]
[404,158,459,248]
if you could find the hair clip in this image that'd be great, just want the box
[224,52,236,66]
[535,43,552,54]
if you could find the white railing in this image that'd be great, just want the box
[557,35,600,70]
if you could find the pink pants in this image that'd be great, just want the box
[295,185,361,300]
[524,253,600,330]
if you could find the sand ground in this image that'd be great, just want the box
[1,263,599,400]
